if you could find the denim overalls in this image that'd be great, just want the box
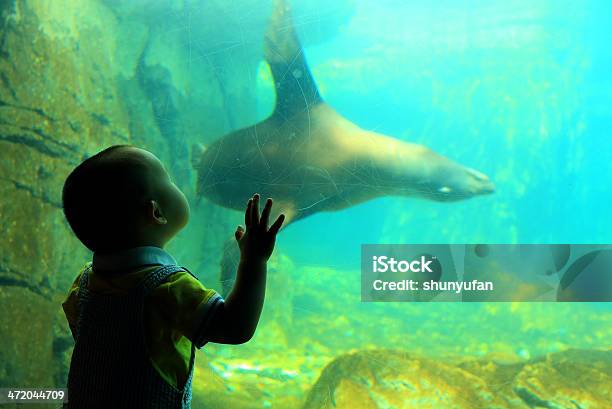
[66,264,196,409]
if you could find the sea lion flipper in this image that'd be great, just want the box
[264,0,323,118]
[267,199,297,228]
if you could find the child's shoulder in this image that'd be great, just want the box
[152,268,218,302]
[67,264,207,296]
[66,262,92,293]
[62,263,92,334]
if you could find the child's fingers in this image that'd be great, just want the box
[251,193,260,226]
[260,198,272,229]
[268,214,285,235]
[245,199,252,228]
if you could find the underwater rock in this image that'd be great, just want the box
[511,349,611,409]
[0,287,56,388]
[302,349,505,409]
[191,350,305,409]
[0,0,160,394]
[302,349,612,409]
[0,0,130,289]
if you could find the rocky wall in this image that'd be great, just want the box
[303,349,612,409]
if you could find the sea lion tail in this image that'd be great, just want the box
[264,0,301,64]
[264,0,323,117]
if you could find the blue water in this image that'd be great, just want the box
[273,0,612,270]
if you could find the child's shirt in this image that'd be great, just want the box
[62,246,223,390]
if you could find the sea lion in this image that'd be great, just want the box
[193,0,494,290]
[193,0,494,226]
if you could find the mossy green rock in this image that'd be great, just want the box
[303,349,611,409]
[0,0,128,390]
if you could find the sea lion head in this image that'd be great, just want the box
[417,165,495,202]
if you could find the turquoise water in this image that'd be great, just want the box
[278,0,612,265]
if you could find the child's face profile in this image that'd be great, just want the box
[128,147,190,242]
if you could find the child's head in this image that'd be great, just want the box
[62,145,190,254]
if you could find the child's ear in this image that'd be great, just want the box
[150,200,168,225]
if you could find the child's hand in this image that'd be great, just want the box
[235,194,285,262]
